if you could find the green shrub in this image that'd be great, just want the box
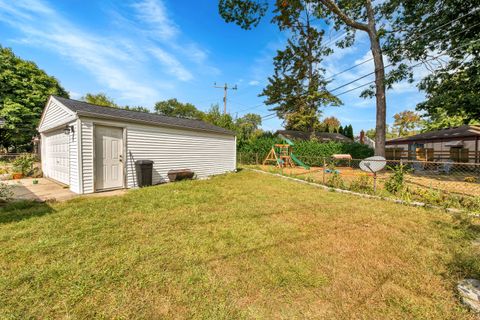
[349,175,373,193]
[385,164,411,194]
[326,172,345,189]
[237,135,374,165]
[12,154,37,176]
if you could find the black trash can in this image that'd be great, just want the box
[135,160,154,187]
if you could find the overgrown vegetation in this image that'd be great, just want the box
[0,182,12,202]
[238,135,374,165]
[12,154,37,176]
[0,171,479,318]
[385,164,411,194]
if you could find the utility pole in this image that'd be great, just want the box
[213,82,237,114]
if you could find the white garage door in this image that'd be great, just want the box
[44,129,70,185]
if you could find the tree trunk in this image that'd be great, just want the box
[365,0,386,157]
[319,0,387,156]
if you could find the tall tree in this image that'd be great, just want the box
[154,99,204,119]
[322,116,340,133]
[235,113,263,143]
[219,0,398,156]
[283,109,323,132]
[259,1,340,132]
[0,46,68,151]
[202,104,236,130]
[392,110,421,137]
[82,93,118,108]
[83,93,151,113]
[124,105,150,113]
[381,1,480,127]
[345,124,354,139]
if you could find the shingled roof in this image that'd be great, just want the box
[386,125,480,144]
[52,96,235,136]
[276,130,353,143]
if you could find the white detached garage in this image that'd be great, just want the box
[38,96,236,194]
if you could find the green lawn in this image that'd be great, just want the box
[0,170,479,319]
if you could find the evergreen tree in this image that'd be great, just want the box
[346,125,354,140]
[338,125,344,135]
[257,2,340,132]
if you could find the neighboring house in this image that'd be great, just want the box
[385,125,480,163]
[276,130,353,143]
[38,96,236,194]
[355,130,375,149]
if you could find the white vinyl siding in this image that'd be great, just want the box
[68,122,80,193]
[38,98,76,132]
[126,124,236,187]
[78,117,235,192]
[81,121,95,193]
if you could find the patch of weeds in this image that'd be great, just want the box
[326,172,345,189]
[349,175,373,193]
[385,164,411,194]
[464,176,477,183]
[12,154,37,176]
[407,187,480,212]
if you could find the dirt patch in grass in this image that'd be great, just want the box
[0,171,479,319]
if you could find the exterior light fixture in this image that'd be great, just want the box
[64,124,74,135]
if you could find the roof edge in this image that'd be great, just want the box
[52,95,236,136]
[76,111,236,136]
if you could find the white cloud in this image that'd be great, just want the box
[248,80,260,86]
[131,0,178,40]
[0,0,220,105]
[149,47,193,81]
[0,1,160,102]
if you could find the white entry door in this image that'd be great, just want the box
[95,125,124,191]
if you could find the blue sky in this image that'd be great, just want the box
[0,0,428,134]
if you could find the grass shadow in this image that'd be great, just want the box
[0,200,55,224]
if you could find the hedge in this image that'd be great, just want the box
[237,136,374,166]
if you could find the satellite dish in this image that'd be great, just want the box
[360,156,387,173]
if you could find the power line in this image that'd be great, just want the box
[324,7,480,82]
[334,37,480,97]
[261,112,276,119]
[235,103,265,114]
[327,20,480,94]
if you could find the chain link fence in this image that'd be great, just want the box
[238,152,480,212]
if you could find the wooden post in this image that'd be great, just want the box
[255,153,259,165]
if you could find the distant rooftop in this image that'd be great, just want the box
[386,125,480,144]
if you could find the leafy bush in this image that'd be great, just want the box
[385,164,411,194]
[0,182,12,202]
[326,172,345,189]
[237,134,373,165]
[464,176,477,183]
[349,175,373,193]
[12,154,37,176]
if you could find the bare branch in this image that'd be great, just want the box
[318,0,369,32]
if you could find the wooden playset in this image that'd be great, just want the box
[262,135,309,169]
